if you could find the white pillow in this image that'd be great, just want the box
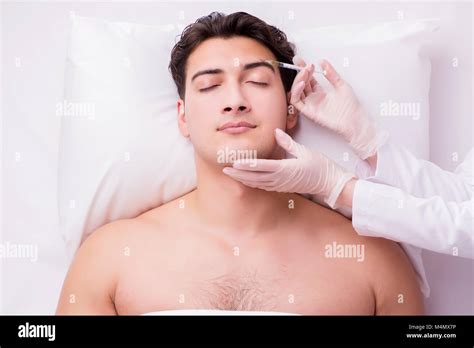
[290,18,439,170]
[58,15,438,261]
[58,15,197,256]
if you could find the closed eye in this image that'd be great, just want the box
[248,81,268,86]
[199,85,220,92]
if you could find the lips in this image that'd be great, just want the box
[218,121,257,131]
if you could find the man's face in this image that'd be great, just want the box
[177,36,296,167]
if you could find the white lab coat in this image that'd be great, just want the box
[352,141,473,260]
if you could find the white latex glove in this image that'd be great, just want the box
[290,57,379,160]
[222,128,356,209]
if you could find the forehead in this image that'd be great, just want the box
[186,36,277,77]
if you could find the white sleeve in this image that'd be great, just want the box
[355,142,473,202]
[353,179,474,259]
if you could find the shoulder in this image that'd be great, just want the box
[86,191,194,246]
[72,218,149,278]
[81,217,151,251]
[301,199,421,290]
[292,194,354,234]
[56,218,147,314]
[295,194,424,314]
[80,192,195,259]
[334,222,424,314]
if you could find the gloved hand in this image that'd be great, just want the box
[222,128,355,209]
[290,56,379,160]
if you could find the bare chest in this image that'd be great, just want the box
[113,251,375,315]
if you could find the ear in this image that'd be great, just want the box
[177,99,190,137]
[285,91,298,131]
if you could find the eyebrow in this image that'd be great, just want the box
[190,60,275,82]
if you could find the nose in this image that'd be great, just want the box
[222,84,251,116]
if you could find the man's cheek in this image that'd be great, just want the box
[261,115,288,137]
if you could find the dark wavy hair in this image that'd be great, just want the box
[169,11,297,99]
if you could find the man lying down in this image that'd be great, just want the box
[56,11,423,315]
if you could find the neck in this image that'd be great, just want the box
[189,155,292,240]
